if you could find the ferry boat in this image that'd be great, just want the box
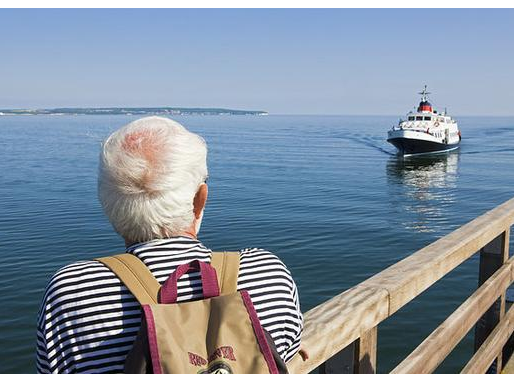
[387,86,461,156]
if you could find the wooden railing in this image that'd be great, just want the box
[287,197,514,374]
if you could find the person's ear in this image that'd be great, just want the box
[193,183,208,219]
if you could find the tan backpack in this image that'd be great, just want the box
[96,252,288,374]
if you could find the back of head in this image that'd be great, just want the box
[98,116,208,243]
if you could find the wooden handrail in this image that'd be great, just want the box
[461,304,514,374]
[287,197,514,374]
[391,256,514,373]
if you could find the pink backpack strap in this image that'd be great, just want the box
[160,260,220,304]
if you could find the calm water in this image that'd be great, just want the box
[1,114,514,373]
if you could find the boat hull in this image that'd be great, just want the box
[387,137,459,156]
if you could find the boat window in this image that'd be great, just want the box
[424,116,431,121]
[416,116,423,121]
[408,116,415,121]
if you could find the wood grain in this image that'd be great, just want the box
[391,257,514,374]
[462,304,514,374]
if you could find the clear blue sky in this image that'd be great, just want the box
[1,9,513,115]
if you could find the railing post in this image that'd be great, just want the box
[505,288,514,369]
[355,327,378,373]
[474,228,510,373]
[318,327,378,374]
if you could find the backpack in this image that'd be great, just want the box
[96,252,288,374]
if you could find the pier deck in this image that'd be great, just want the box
[287,197,514,374]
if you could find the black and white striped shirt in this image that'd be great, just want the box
[36,237,303,373]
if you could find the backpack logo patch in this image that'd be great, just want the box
[198,361,233,374]
[189,346,237,374]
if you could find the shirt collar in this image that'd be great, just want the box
[126,236,206,254]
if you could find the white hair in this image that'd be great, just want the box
[98,116,208,243]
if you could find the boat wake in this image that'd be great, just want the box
[460,148,514,155]
[334,132,396,155]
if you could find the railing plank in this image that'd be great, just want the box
[286,197,514,373]
[359,199,514,314]
[286,286,389,374]
[391,257,514,374]
[462,304,514,374]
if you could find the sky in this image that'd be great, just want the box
[1,8,513,115]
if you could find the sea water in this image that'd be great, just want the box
[1,114,514,373]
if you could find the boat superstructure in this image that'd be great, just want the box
[387,86,461,156]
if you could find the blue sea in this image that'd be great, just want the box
[1,114,514,373]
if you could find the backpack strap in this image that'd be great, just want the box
[211,251,240,295]
[96,251,239,303]
[96,254,160,305]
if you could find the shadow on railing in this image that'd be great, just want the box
[287,197,514,374]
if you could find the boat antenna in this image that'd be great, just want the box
[418,85,431,102]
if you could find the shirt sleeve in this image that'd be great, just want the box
[36,308,51,373]
[284,277,304,363]
[237,248,304,364]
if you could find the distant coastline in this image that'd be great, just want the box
[0,107,268,116]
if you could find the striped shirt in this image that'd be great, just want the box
[36,237,303,373]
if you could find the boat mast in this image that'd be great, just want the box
[418,85,431,102]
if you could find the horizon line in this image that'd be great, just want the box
[2,113,513,118]
[1,106,513,118]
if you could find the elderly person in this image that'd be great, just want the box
[36,117,303,373]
